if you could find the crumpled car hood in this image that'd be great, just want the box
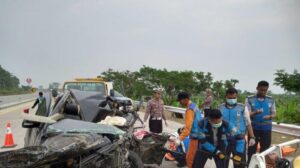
[47,119,125,136]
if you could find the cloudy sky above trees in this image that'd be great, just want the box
[1,0,299,93]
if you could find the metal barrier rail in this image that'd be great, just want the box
[135,101,300,138]
[248,139,300,168]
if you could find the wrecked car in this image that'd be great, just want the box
[0,90,144,168]
[0,118,144,168]
[99,96,170,166]
[0,89,169,167]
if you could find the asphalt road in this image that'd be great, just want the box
[0,101,36,152]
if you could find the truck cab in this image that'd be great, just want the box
[62,77,133,108]
[62,77,114,96]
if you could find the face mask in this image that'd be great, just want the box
[226,98,237,105]
[211,121,222,128]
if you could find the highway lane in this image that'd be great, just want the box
[0,101,36,152]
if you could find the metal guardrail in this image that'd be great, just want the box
[135,101,186,114]
[272,122,300,138]
[249,139,300,168]
[135,101,300,138]
[164,106,186,114]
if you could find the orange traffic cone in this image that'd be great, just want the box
[2,122,17,148]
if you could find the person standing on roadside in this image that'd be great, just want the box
[202,88,214,118]
[174,92,203,168]
[32,91,47,116]
[246,81,276,163]
[144,88,168,133]
[218,88,255,167]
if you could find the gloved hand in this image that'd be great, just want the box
[248,137,256,146]
[169,136,176,141]
[216,150,226,160]
[232,154,242,165]
[169,136,181,147]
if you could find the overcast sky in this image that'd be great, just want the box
[1,0,299,93]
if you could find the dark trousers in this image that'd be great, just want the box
[192,150,227,168]
[226,140,246,168]
[247,130,272,163]
[149,119,162,133]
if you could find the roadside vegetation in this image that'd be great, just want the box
[102,66,300,124]
[1,64,299,123]
[0,65,31,95]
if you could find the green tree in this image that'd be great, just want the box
[274,69,300,94]
[194,72,213,93]
[212,80,225,99]
[224,79,239,89]
[0,65,20,89]
[101,66,242,106]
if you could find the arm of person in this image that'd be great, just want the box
[244,107,255,138]
[196,127,218,154]
[200,139,217,153]
[270,101,276,118]
[161,102,166,121]
[162,105,168,126]
[227,123,245,154]
[32,99,39,109]
[245,98,260,118]
[263,101,277,120]
[143,101,151,122]
[178,109,194,141]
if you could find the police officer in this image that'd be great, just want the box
[219,88,255,168]
[246,81,276,162]
[193,109,245,168]
[144,88,168,133]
